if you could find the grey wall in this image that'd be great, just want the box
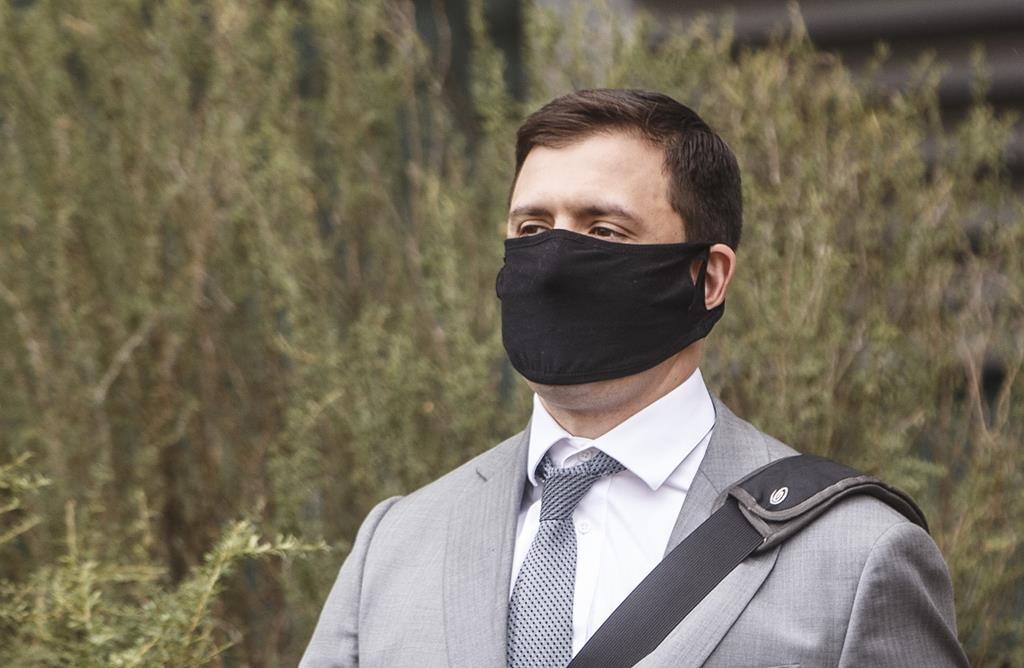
[635,0,1024,186]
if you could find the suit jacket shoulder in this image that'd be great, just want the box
[301,428,530,667]
[656,397,967,667]
[390,429,527,514]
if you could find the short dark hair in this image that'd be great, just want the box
[513,89,743,249]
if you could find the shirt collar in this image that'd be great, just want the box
[525,368,716,491]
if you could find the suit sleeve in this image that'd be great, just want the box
[299,496,402,668]
[837,521,969,667]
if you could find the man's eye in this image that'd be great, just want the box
[591,226,625,239]
[519,223,549,236]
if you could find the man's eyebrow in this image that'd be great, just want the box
[508,205,551,219]
[575,203,642,223]
[507,202,644,224]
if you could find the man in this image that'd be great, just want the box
[301,89,967,667]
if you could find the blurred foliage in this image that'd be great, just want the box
[1,0,1022,665]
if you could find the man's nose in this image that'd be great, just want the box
[551,217,586,234]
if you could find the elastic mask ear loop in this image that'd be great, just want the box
[690,247,712,310]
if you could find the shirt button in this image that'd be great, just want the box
[577,520,592,534]
[579,450,595,462]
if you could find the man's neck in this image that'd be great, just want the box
[533,347,702,439]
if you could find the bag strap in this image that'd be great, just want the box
[567,454,927,668]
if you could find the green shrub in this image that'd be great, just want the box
[1,1,1021,664]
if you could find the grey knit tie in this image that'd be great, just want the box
[507,451,625,668]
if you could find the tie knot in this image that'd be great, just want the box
[536,451,624,521]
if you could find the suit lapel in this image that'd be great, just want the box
[638,546,781,668]
[639,396,781,667]
[443,429,529,667]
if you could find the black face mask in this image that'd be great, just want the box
[495,229,724,385]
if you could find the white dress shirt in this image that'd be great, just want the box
[509,368,716,656]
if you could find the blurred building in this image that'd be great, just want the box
[513,0,1024,188]
[632,0,1024,188]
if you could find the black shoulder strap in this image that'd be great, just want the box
[566,454,927,668]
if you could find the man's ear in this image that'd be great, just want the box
[697,243,736,310]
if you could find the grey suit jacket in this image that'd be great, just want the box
[301,398,968,667]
